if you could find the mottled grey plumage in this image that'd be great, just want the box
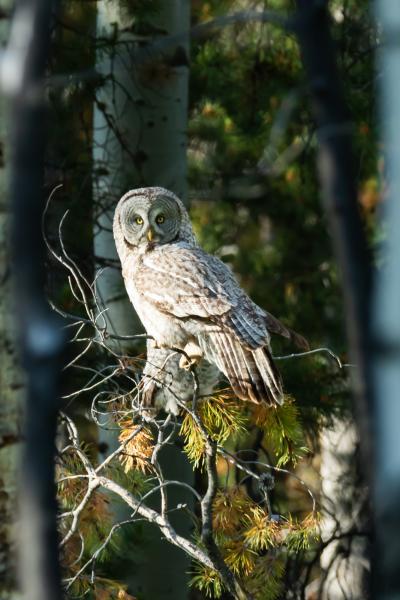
[142,341,220,415]
[114,186,307,408]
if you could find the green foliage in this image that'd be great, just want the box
[242,507,280,551]
[285,513,320,554]
[190,565,225,599]
[247,555,286,600]
[180,386,318,599]
[250,397,308,466]
[190,554,286,600]
[190,485,319,599]
[180,392,247,467]
[103,457,152,496]
[189,0,377,370]
[112,0,161,23]
[52,0,376,597]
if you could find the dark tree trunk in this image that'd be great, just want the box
[294,2,372,597]
[294,0,373,462]
[6,1,65,598]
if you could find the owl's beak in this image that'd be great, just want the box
[147,227,154,242]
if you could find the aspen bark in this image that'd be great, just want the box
[93,0,190,340]
[319,418,369,599]
[92,3,192,598]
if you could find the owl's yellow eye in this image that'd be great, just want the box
[135,216,144,225]
[156,214,165,224]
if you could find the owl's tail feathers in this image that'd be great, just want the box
[288,329,309,351]
[202,333,283,406]
[251,347,283,405]
[264,311,309,351]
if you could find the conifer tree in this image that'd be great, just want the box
[49,1,377,598]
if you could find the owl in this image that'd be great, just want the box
[113,187,307,408]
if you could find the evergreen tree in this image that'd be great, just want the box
[46,1,377,598]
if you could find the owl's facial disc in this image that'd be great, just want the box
[118,200,148,247]
[148,197,180,245]
[119,193,181,249]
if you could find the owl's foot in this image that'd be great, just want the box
[148,339,161,349]
[179,355,200,370]
[179,341,203,371]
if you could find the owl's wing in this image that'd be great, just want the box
[138,246,233,317]
[137,245,309,349]
[136,245,269,347]
[263,310,309,351]
[136,245,305,406]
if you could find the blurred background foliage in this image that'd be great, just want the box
[187,0,377,419]
[44,0,377,598]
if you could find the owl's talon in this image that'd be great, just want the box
[148,339,160,349]
[179,354,200,371]
[179,341,203,370]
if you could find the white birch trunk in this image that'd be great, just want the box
[93,4,192,598]
[93,0,190,340]
[318,418,369,599]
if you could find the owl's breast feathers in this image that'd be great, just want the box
[126,243,307,406]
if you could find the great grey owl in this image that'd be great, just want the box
[113,186,307,408]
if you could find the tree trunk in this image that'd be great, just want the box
[319,418,369,599]
[0,4,23,596]
[7,0,65,597]
[294,3,372,597]
[372,1,400,596]
[93,3,192,598]
[93,0,190,340]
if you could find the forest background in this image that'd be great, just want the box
[0,1,378,599]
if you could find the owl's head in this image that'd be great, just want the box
[114,187,196,256]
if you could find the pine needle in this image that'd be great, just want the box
[251,396,308,466]
[118,422,154,474]
[242,506,279,551]
[212,487,253,534]
[190,564,225,599]
[180,392,247,467]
